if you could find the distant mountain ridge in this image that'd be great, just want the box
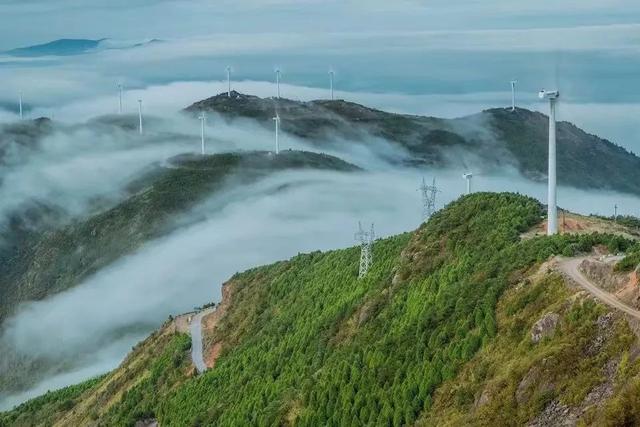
[4,38,162,57]
[186,91,640,196]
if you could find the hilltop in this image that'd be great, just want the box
[187,92,640,196]
[1,149,357,320]
[0,150,358,397]
[6,193,640,425]
[3,38,162,57]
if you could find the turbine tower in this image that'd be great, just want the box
[275,68,281,99]
[226,66,232,97]
[419,177,439,221]
[510,80,518,112]
[539,89,560,236]
[355,221,375,279]
[329,70,335,100]
[137,99,143,135]
[273,114,281,154]
[118,84,123,114]
[18,93,23,119]
[462,172,473,194]
[199,112,206,155]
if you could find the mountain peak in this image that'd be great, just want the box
[183,91,640,196]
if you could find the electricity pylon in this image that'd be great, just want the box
[420,177,439,221]
[355,221,375,279]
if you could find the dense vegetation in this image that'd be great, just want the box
[188,92,640,196]
[424,274,636,425]
[6,192,640,426]
[0,150,356,321]
[0,150,357,397]
[615,241,640,272]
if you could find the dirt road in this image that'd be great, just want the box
[558,257,640,320]
[190,308,215,373]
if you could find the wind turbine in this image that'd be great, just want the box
[539,89,560,235]
[118,84,123,114]
[199,112,206,155]
[18,92,23,120]
[462,172,473,194]
[273,114,281,154]
[137,99,143,135]
[329,70,335,100]
[510,80,518,112]
[226,66,232,97]
[275,68,281,99]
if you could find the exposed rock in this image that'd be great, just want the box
[531,312,560,343]
[516,366,541,404]
[475,387,491,408]
[579,259,626,292]
[528,400,577,427]
[581,359,617,408]
[135,418,158,427]
[586,312,615,356]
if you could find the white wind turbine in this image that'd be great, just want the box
[199,112,206,155]
[18,92,23,119]
[462,172,473,194]
[539,89,560,235]
[510,80,518,112]
[329,69,335,100]
[118,83,124,114]
[275,68,281,99]
[273,114,281,154]
[137,99,143,135]
[226,66,232,97]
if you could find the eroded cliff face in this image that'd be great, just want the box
[201,279,239,369]
[580,258,640,309]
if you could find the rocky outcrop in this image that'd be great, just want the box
[528,358,618,427]
[579,259,640,309]
[531,313,560,343]
[579,259,626,292]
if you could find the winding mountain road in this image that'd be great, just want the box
[558,257,640,320]
[190,308,214,373]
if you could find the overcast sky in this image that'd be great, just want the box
[1,0,639,148]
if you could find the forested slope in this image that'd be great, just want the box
[187,92,640,196]
[4,193,640,426]
[0,150,357,400]
[1,150,356,321]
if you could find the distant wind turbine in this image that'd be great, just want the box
[510,80,518,112]
[199,112,206,155]
[226,66,232,97]
[462,172,473,194]
[329,70,335,100]
[273,114,280,154]
[539,89,560,235]
[118,84,123,114]
[18,92,23,119]
[137,99,143,135]
[275,68,281,99]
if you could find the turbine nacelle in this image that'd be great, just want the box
[462,173,473,180]
[538,90,560,100]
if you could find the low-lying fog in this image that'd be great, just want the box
[2,86,640,410]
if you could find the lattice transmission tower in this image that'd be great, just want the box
[355,221,375,279]
[419,177,439,221]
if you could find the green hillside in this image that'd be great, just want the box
[0,150,357,398]
[0,150,357,322]
[187,92,640,196]
[5,193,640,426]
